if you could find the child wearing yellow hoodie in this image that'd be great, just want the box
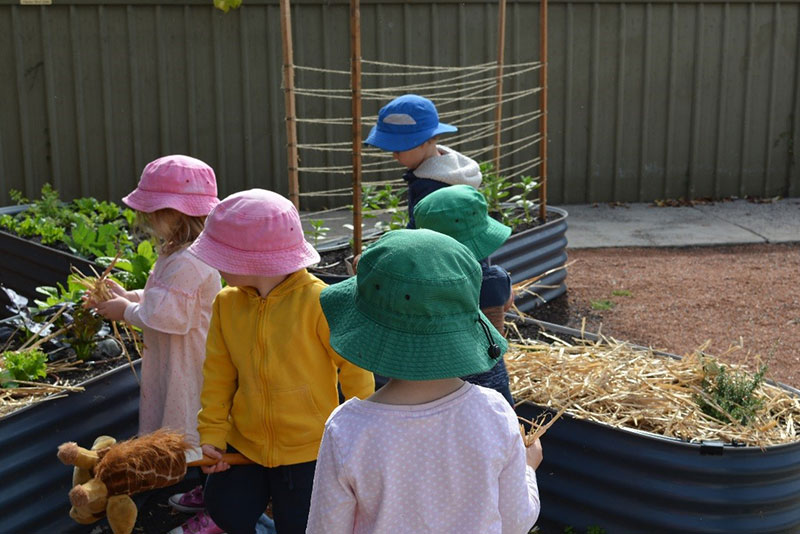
[187,189,375,534]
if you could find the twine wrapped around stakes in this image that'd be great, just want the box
[507,335,800,448]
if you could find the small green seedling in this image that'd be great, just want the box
[591,299,615,311]
[611,289,632,297]
[305,219,330,248]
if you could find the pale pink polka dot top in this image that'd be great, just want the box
[307,382,540,534]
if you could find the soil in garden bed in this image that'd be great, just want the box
[309,245,355,277]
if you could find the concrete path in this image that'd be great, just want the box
[303,197,800,250]
[562,198,800,249]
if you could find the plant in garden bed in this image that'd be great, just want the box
[0,277,141,418]
[506,334,799,447]
[1,185,158,291]
[695,359,768,425]
[1,185,136,256]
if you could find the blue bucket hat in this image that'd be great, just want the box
[365,94,458,152]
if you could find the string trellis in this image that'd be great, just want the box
[290,59,545,206]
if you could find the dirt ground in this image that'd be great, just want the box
[523,243,800,388]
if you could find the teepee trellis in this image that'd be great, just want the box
[279,0,549,255]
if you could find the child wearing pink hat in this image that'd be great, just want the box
[90,155,223,533]
[187,189,375,534]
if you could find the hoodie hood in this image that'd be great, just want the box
[413,145,482,187]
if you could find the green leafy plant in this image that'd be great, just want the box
[695,360,768,425]
[102,240,158,290]
[1,349,48,387]
[213,0,242,12]
[305,219,331,248]
[611,289,632,297]
[361,184,409,231]
[590,299,615,311]
[479,162,541,230]
[34,278,88,308]
[67,220,122,258]
[62,306,104,361]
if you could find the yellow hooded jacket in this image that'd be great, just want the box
[197,269,375,467]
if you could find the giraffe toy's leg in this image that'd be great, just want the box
[69,478,108,508]
[106,494,137,534]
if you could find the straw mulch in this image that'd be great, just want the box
[507,332,800,448]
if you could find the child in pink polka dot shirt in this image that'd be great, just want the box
[309,229,541,534]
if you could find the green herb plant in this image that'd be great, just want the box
[695,359,768,425]
[305,219,331,248]
[1,349,48,387]
[479,162,541,231]
[361,184,409,231]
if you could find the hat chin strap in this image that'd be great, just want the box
[477,316,502,360]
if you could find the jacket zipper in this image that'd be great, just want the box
[257,297,273,466]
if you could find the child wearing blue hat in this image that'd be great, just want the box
[307,229,541,534]
[365,94,482,228]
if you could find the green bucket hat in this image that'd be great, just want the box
[320,229,508,381]
[413,184,512,261]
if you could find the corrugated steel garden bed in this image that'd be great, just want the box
[514,318,800,534]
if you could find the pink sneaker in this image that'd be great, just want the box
[169,485,205,513]
[167,511,224,534]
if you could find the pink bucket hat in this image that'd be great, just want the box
[188,189,320,276]
[122,155,219,216]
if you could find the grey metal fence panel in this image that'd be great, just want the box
[0,0,798,208]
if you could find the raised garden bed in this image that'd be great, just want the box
[512,318,800,534]
[0,292,146,531]
[0,318,141,533]
[0,206,101,308]
[0,190,153,312]
[310,206,568,313]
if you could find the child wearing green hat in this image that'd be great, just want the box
[364,94,482,228]
[307,229,541,534]
[414,184,515,405]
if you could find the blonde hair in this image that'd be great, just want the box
[139,209,206,256]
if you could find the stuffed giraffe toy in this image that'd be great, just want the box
[57,429,249,534]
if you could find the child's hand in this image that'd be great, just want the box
[525,438,543,470]
[200,444,231,474]
[106,279,133,300]
[93,296,130,322]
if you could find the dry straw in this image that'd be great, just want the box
[506,332,800,448]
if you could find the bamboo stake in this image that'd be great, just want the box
[350,0,363,256]
[538,0,548,222]
[492,0,507,176]
[280,0,300,208]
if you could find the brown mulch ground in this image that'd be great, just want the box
[524,243,800,388]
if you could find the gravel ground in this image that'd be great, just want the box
[524,243,800,388]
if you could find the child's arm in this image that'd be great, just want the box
[121,258,212,334]
[197,297,238,453]
[498,423,541,533]
[306,425,356,534]
[318,313,375,399]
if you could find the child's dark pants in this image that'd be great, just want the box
[204,450,316,534]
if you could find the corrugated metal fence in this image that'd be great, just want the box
[0,0,798,208]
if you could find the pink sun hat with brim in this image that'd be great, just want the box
[187,189,321,277]
[122,155,219,216]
